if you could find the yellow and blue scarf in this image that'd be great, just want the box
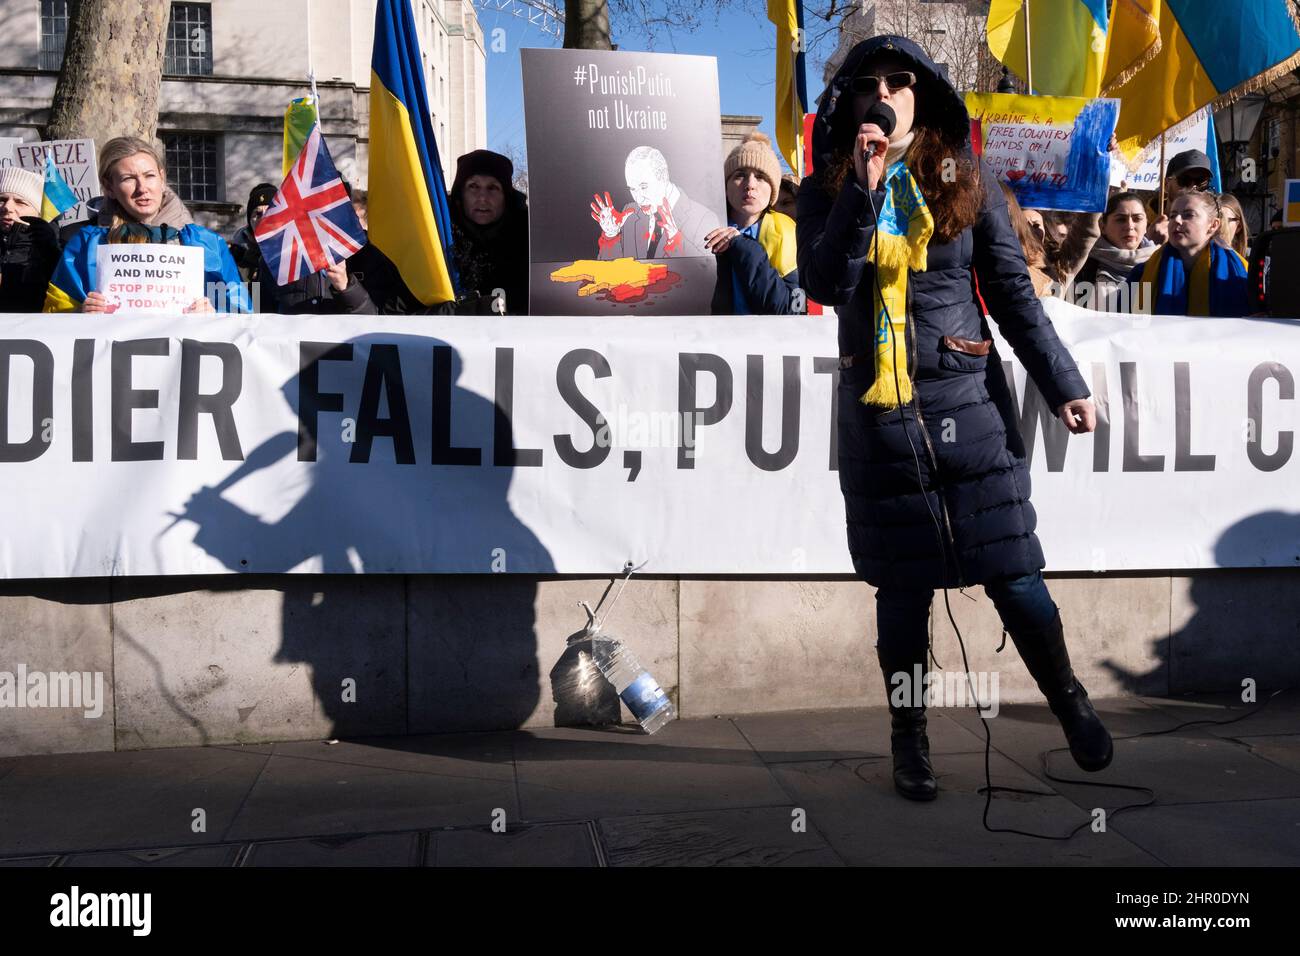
[1137,241,1249,317]
[862,160,933,408]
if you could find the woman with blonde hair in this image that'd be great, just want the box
[1128,191,1249,316]
[1216,193,1249,258]
[44,136,249,313]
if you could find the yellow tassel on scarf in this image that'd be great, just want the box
[861,163,934,409]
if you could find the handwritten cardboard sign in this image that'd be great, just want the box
[14,139,100,224]
[966,92,1119,213]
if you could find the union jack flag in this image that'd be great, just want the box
[254,125,366,286]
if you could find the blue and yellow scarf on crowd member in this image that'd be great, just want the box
[1136,241,1249,318]
[862,160,934,408]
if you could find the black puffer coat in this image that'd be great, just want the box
[797,35,1090,591]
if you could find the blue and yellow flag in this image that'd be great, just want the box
[1111,0,1300,157]
[1286,180,1300,225]
[283,95,319,177]
[987,0,1111,97]
[369,0,456,305]
[40,151,78,222]
[769,0,808,175]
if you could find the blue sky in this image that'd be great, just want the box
[477,4,838,176]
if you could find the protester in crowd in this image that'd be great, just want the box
[1269,209,1284,230]
[1147,148,1212,244]
[58,195,106,246]
[44,136,250,313]
[230,181,376,315]
[447,149,528,315]
[1022,205,1046,244]
[1128,190,1249,317]
[1216,193,1249,258]
[351,187,369,231]
[705,132,799,314]
[1000,184,1054,297]
[0,167,61,312]
[799,34,1109,802]
[228,181,276,276]
[1039,209,1070,246]
[1075,190,1157,311]
[774,174,799,219]
[1038,209,1100,299]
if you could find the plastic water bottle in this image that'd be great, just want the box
[590,635,675,734]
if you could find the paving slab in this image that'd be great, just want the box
[512,719,790,821]
[0,856,57,867]
[63,845,242,867]
[730,707,988,763]
[945,698,1300,809]
[428,823,599,866]
[265,732,517,774]
[1237,736,1300,777]
[224,750,518,842]
[0,746,268,857]
[244,833,421,867]
[1137,692,1300,740]
[598,807,844,866]
[1109,798,1300,866]
[769,754,1160,866]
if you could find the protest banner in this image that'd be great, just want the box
[0,137,21,168]
[0,305,1297,578]
[13,139,100,224]
[94,244,205,314]
[966,92,1119,213]
[521,49,726,315]
[1110,108,1222,192]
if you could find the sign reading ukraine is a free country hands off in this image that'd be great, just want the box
[966,92,1119,213]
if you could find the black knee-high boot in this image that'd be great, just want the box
[1005,608,1114,771]
[876,644,938,801]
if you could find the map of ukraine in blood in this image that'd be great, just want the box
[550,257,680,303]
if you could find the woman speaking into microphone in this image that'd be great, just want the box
[797,35,1112,801]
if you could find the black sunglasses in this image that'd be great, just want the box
[850,71,917,94]
[1175,171,1211,189]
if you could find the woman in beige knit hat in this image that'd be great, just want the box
[0,166,60,312]
[704,131,800,314]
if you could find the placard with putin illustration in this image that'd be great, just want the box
[522,48,726,315]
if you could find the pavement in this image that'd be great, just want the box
[0,692,1297,867]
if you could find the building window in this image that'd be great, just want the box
[39,0,73,71]
[165,3,213,76]
[161,132,220,203]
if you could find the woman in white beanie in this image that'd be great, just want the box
[0,166,60,313]
[705,131,800,314]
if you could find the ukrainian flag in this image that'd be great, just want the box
[769,0,809,175]
[40,152,78,222]
[1286,180,1300,225]
[1111,0,1300,158]
[987,0,1110,97]
[369,0,456,305]
[283,95,319,176]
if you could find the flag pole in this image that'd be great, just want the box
[793,73,804,179]
[1158,131,1167,214]
[1022,0,1033,92]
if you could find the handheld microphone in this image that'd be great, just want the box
[861,103,897,160]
